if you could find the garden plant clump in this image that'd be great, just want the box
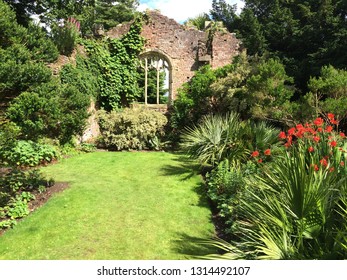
[201,113,347,259]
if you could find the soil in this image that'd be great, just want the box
[0,182,70,237]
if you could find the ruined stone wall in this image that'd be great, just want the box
[107,10,240,101]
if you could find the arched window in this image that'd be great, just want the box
[139,51,172,106]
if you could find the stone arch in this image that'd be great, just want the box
[139,49,173,105]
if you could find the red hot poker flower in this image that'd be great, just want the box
[313,136,321,143]
[325,126,333,133]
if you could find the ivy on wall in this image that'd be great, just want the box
[82,15,145,110]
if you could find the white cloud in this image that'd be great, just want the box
[137,0,244,23]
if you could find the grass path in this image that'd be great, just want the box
[0,152,215,259]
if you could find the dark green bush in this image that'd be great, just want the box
[97,108,168,150]
[7,81,90,143]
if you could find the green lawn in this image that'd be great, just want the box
[0,151,215,259]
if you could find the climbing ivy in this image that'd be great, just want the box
[82,15,145,110]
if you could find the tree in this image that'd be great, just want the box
[307,65,347,122]
[211,0,347,94]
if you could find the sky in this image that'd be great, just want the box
[137,0,244,23]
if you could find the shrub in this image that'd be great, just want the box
[2,140,59,167]
[206,159,258,234]
[7,81,90,143]
[97,108,168,150]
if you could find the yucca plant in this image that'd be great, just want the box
[181,112,248,166]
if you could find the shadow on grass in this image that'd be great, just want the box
[172,233,218,259]
[160,154,202,180]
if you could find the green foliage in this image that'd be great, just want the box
[181,112,248,167]
[0,122,21,163]
[52,18,80,55]
[2,140,59,167]
[97,108,168,151]
[212,0,347,92]
[206,160,257,232]
[184,13,211,30]
[82,16,145,109]
[94,0,139,31]
[0,168,53,209]
[7,80,90,143]
[60,58,99,98]
[307,65,347,122]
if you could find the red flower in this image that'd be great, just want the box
[308,146,314,153]
[314,164,319,171]
[279,131,286,139]
[317,127,323,132]
[327,113,335,120]
[329,167,335,173]
[320,158,328,167]
[264,149,271,156]
[296,124,304,131]
[251,151,259,157]
[313,136,320,143]
[340,161,345,167]
[325,126,333,133]
[314,117,324,126]
[258,158,263,163]
[288,127,296,136]
[330,119,339,125]
[340,132,345,138]
[330,140,337,147]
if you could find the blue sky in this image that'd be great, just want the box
[137,0,244,23]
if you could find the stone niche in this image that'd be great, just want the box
[107,10,241,102]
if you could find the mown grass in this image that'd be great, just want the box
[0,151,215,259]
